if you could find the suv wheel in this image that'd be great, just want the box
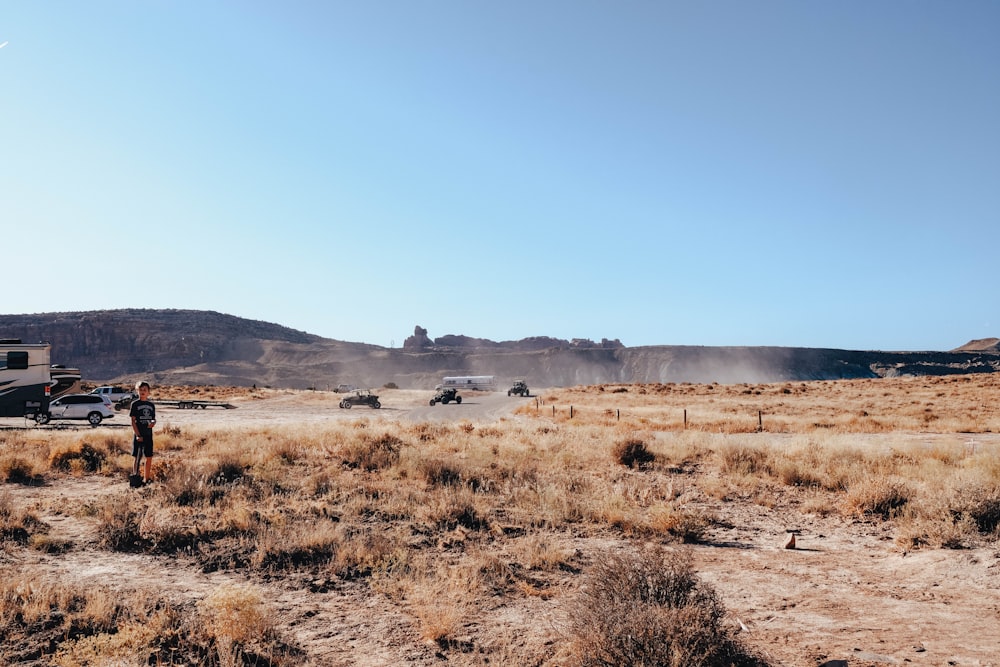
[87,412,104,426]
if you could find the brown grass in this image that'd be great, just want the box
[2,374,999,663]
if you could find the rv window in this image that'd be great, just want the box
[4,352,29,370]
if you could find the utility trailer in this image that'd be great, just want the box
[0,340,51,419]
[154,399,237,410]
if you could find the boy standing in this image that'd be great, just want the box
[129,381,156,485]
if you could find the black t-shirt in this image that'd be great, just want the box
[129,399,156,439]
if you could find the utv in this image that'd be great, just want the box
[429,388,462,406]
[339,390,381,409]
[508,380,529,397]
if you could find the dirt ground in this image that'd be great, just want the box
[2,387,999,666]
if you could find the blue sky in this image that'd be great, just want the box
[2,2,997,351]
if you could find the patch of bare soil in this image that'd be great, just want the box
[3,387,999,666]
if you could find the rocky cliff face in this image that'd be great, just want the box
[2,310,997,389]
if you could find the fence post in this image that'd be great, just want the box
[617,409,620,421]
[684,409,687,429]
[570,405,574,419]
[758,410,763,431]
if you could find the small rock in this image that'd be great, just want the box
[784,533,796,549]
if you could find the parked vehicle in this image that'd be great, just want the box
[0,340,51,419]
[339,389,381,409]
[36,393,115,425]
[429,387,462,406]
[90,385,138,409]
[508,380,530,397]
[49,364,82,399]
[334,384,357,393]
[440,376,495,391]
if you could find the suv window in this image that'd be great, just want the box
[62,395,102,405]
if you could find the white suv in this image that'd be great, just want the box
[37,394,115,426]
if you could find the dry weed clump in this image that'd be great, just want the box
[0,571,302,667]
[568,545,766,667]
[340,431,405,471]
[612,438,655,468]
[896,481,1000,549]
[94,493,147,551]
[0,454,42,485]
[842,476,912,520]
[48,441,108,474]
[200,585,270,639]
[1,491,45,546]
[373,553,479,645]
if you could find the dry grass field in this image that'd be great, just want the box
[1,374,999,666]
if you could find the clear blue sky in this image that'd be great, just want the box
[3,2,997,351]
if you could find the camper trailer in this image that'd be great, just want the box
[0,340,51,419]
[439,375,496,391]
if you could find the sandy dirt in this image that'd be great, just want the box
[2,388,999,666]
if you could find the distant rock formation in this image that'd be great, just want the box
[403,325,433,350]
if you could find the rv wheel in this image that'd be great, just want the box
[35,412,51,425]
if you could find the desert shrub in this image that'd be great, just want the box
[895,502,980,550]
[419,458,464,487]
[842,477,911,520]
[52,621,160,666]
[425,490,489,531]
[0,455,42,485]
[95,494,147,551]
[647,505,712,543]
[718,443,773,477]
[341,432,404,471]
[568,546,766,667]
[0,492,44,545]
[774,459,823,488]
[198,584,274,645]
[514,532,574,571]
[953,484,1000,536]
[304,470,334,497]
[49,441,106,473]
[329,526,407,579]
[209,455,248,485]
[612,439,655,468]
[159,461,215,507]
[253,520,342,571]
[0,576,261,667]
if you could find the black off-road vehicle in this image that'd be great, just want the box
[429,388,462,406]
[508,380,529,397]
[339,390,381,409]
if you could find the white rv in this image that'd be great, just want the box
[0,340,52,419]
[439,375,496,391]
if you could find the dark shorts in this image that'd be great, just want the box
[132,437,153,459]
